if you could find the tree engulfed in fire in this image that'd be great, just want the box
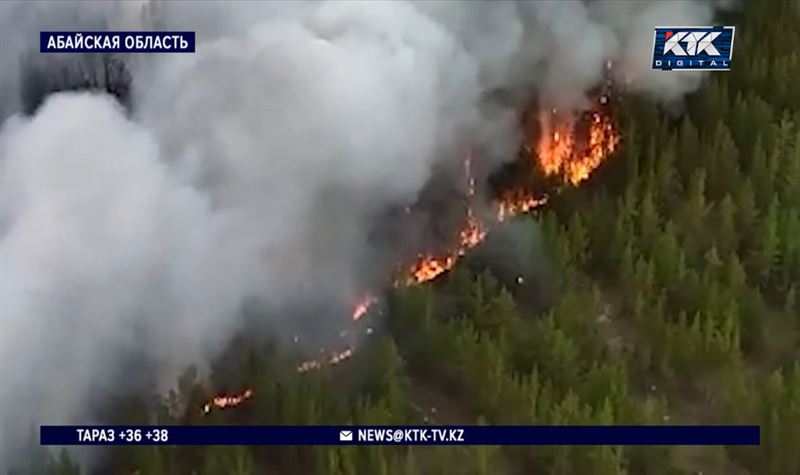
[536,108,620,186]
[202,102,618,413]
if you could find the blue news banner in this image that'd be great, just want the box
[41,425,759,446]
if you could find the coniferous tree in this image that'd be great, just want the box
[715,194,739,255]
[748,197,781,286]
[734,177,759,249]
[678,169,710,255]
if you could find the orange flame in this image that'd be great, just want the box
[407,255,456,285]
[535,109,619,186]
[406,209,487,285]
[202,388,254,414]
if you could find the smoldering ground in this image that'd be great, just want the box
[0,0,730,467]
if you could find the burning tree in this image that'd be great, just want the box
[533,106,620,186]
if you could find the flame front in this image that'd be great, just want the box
[261,104,617,381]
[404,104,618,285]
[406,204,488,285]
[202,388,254,414]
[201,347,357,403]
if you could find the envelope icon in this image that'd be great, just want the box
[339,430,353,442]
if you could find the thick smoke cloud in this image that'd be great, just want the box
[0,93,252,444]
[0,0,728,465]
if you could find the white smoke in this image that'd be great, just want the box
[0,0,730,466]
[587,0,719,102]
[0,93,253,442]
